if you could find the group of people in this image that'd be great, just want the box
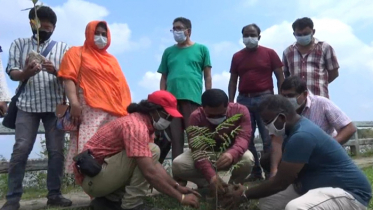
[0,5,371,210]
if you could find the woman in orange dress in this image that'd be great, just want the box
[58,21,131,174]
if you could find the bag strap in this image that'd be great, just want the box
[62,48,83,104]
[16,40,57,97]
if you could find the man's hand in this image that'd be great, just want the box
[23,58,42,79]
[209,175,228,195]
[221,184,246,209]
[42,60,56,74]
[216,152,233,170]
[0,102,7,117]
[176,185,201,198]
[180,194,200,208]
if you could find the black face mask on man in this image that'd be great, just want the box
[32,29,53,43]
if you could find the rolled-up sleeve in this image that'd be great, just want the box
[188,110,216,182]
[226,105,252,164]
[6,40,22,75]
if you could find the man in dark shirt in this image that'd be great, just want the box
[221,95,371,210]
[172,89,254,195]
[228,23,284,180]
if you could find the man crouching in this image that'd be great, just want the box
[172,89,254,197]
[73,91,200,210]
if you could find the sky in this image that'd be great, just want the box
[0,0,373,159]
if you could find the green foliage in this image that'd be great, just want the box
[187,114,244,174]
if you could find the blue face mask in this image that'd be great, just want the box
[173,31,187,43]
[295,34,312,46]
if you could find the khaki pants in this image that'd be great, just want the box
[82,143,160,209]
[172,149,254,187]
[259,185,367,210]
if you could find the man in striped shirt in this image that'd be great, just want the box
[261,76,356,178]
[282,17,340,98]
[1,6,72,210]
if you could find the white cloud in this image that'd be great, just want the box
[0,0,150,56]
[138,71,161,92]
[212,41,240,56]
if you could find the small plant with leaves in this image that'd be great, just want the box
[186,113,244,209]
[23,0,47,64]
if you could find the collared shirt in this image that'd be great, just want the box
[0,50,11,102]
[74,112,154,184]
[301,94,351,137]
[6,37,69,113]
[282,39,340,98]
[188,102,252,181]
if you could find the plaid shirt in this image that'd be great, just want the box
[74,112,154,184]
[282,39,339,98]
[301,94,351,137]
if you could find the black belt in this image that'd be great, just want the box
[239,90,272,98]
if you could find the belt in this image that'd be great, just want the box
[239,90,273,98]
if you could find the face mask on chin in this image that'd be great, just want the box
[207,116,226,125]
[265,114,286,137]
[32,29,53,43]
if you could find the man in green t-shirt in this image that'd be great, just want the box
[157,17,212,182]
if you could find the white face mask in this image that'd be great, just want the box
[173,31,187,43]
[207,116,226,125]
[295,34,312,46]
[287,95,305,110]
[152,111,171,130]
[243,37,259,48]
[94,35,108,49]
[265,114,286,137]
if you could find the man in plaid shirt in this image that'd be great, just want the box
[282,17,340,99]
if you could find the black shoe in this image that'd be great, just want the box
[90,197,122,210]
[0,201,20,210]
[123,204,162,210]
[46,195,72,207]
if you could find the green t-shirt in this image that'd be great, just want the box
[157,43,211,105]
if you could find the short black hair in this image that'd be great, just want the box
[292,17,313,31]
[258,95,296,116]
[201,89,228,108]
[281,76,308,94]
[29,6,57,26]
[173,17,192,29]
[241,24,261,35]
[97,22,107,31]
[127,100,163,114]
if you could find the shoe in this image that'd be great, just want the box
[0,201,20,210]
[46,195,72,207]
[123,204,162,210]
[90,197,122,210]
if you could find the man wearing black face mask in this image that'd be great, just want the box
[2,6,71,210]
[173,89,254,197]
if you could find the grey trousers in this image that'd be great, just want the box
[6,109,66,203]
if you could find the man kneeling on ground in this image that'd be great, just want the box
[221,95,371,210]
[172,89,254,196]
[73,91,200,210]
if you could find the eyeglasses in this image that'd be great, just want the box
[170,28,187,32]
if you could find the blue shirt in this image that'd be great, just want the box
[282,117,372,206]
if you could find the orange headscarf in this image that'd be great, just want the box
[58,21,131,116]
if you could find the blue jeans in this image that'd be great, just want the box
[6,109,66,203]
[237,94,271,176]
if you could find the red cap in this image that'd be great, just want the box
[148,90,182,118]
